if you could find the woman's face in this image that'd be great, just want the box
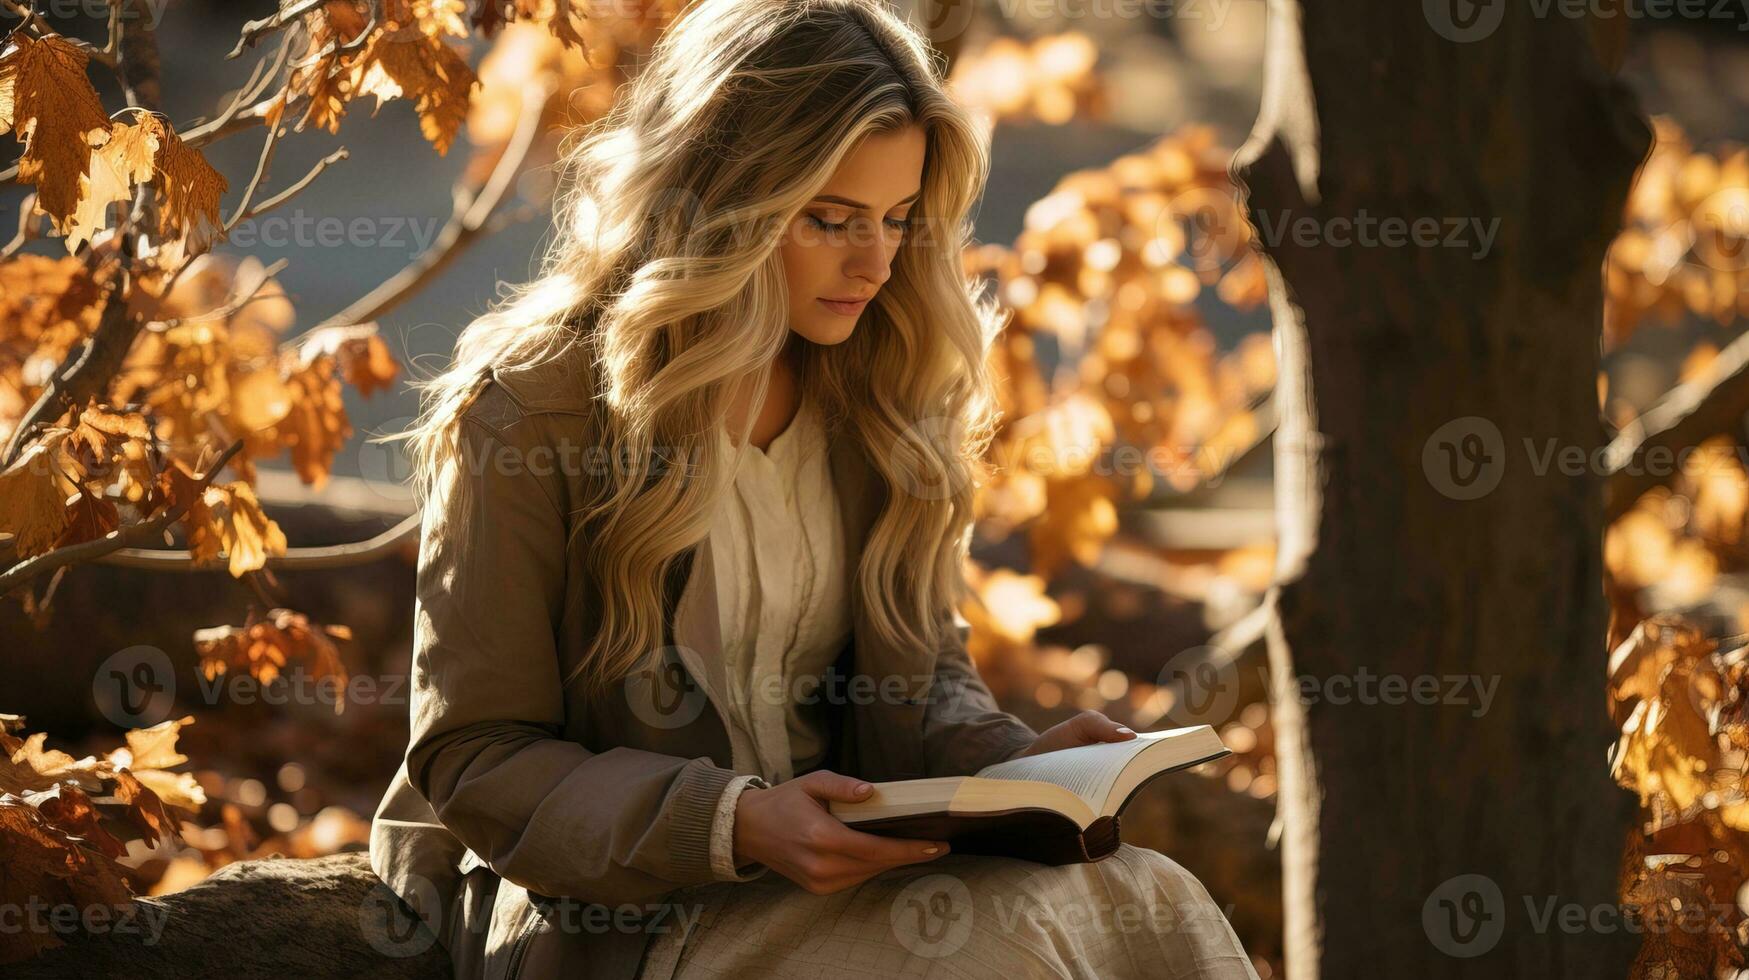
[779,124,927,346]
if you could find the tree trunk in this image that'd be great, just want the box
[1232,2,1651,976]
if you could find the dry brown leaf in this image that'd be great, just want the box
[137,114,228,254]
[0,34,111,231]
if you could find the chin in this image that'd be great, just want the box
[793,318,859,346]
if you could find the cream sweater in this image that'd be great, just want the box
[685,389,854,879]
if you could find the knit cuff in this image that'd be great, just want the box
[709,774,771,880]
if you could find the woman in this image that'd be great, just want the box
[368,0,1259,977]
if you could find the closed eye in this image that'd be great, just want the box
[806,215,913,234]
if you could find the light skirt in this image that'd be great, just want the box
[636,844,1261,980]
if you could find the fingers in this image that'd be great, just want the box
[816,819,949,868]
[794,769,877,804]
[1075,709,1136,743]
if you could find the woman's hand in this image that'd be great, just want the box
[731,769,950,895]
[1012,709,1136,759]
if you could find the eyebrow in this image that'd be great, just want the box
[811,189,922,210]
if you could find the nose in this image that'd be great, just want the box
[843,225,897,288]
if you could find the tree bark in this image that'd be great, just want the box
[1232,1,1651,976]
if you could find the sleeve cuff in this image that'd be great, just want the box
[709,774,771,880]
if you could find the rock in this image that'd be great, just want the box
[10,851,450,980]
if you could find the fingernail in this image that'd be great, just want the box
[855,782,872,794]
[1116,726,1134,734]
[923,846,939,854]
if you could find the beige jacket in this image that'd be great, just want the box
[367,342,1040,980]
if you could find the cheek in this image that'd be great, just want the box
[780,239,832,310]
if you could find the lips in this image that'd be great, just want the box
[818,296,871,316]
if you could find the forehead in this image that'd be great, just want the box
[817,125,927,206]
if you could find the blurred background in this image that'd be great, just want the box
[6,2,1749,976]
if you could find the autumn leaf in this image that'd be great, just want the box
[0,34,111,232]
[106,770,181,845]
[29,783,127,859]
[0,432,78,559]
[53,488,119,550]
[184,481,288,577]
[106,715,205,814]
[64,119,161,252]
[289,1,375,136]
[276,355,353,486]
[297,323,400,397]
[1610,617,1729,812]
[136,114,229,253]
[353,21,479,154]
[0,798,134,964]
[194,608,352,707]
[0,731,107,796]
[0,716,206,965]
[56,402,155,511]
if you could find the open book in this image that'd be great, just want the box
[827,726,1230,865]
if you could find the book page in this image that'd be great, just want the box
[973,731,1165,808]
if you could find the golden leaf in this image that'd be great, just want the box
[64,118,160,252]
[194,609,351,709]
[184,481,287,577]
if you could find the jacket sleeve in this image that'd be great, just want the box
[918,617,1038,777]
[403,403,745,907]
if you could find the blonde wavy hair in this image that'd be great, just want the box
[398,0,1006,696]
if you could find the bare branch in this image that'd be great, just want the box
[115,0,162,111]
[224,113,289,232]
[0,190,40,259]
[234,147,350,225]
[1604,329,1749,521]
[100,512,420,572]
[229,0,326,59]
[310,79,556,332]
